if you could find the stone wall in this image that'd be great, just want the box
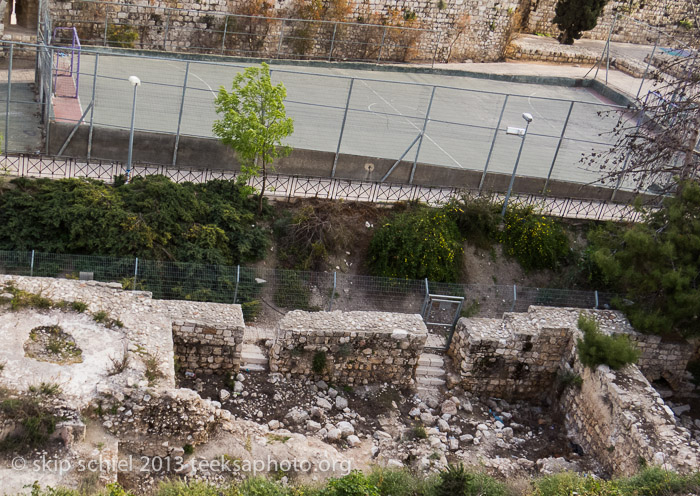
[446,305,699,475]
[562,362,698,476]
[48,0,520,62]
[447,311,572,400]
[172,318,244,375]
[46,0,695,64]
[526,0,695,44]
[0,275,245,385]
[448,306,694,399]
[270,310,427,385]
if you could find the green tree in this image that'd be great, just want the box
[553,0,609,44]
[213,63,294,214]
[588,181,700,338]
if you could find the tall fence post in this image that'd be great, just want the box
[172,61,190,166]
[377,26,388,63]
[332,78,354,178]
[637,31,660,99]
[431,31,441,69]
[510,284,517,311]
[4,44,13,156]
[328,23,337,62]
[479,94,509,193]
[542,101,574,195]
[277,19,286,58]
[220,14,229,55]
[45,46,54,155]
[133,257,138,291]
[420,278,430,317]
[163,12,171,51]
[103,6,109,46]
[594,290,599,309]
[328,271,336,311]
[410,86,436,184]
[233,265,240,303]
[30,250,35,277]
[87,53,99,160]
[605,13,618,85]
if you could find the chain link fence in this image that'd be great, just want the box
[1,36,634,194]
[0,250,617,325]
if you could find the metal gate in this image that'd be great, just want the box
[420,287,464,351]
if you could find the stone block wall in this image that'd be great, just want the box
[48,0,521,62]
[172,319,244,375]
[270,310,427,385]
[449,306,694,399]
[527,0,695,44]
[562,362,698,475]
[447,312,572,400]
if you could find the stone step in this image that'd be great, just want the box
[415,365,446,377]
[415,376,446,386]
[418,353,444,368]
[240,363,267,372]
[241,344,268,370]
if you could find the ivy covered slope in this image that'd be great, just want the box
[0,176,269,265]
[588,181,700,338]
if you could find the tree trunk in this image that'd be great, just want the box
[258,159,266,215]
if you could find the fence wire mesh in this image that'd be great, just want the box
[0,250,616,323]
[0,36,637,194]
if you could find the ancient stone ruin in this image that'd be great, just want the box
[0,276,697,492]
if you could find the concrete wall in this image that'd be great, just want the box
[48,121,641,202]
[270,310,428,385]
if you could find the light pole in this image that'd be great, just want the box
[126,75,141,184]
[501,112,533,219]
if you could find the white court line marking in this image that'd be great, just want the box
[164,61,217,98]
[355,78,464,168]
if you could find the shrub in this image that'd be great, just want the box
[368,207,463,282]
[70,301,88,313]
[240,477,290,496]
[274,271,312,310]
[618,467,700,495]
[446,196,500,250]
[577,313,639,370]
[155,481,228,496]
[501,207,569,271]
[0,392,59,451]
[323,471,380,496]
[436,464,507,496]
[412,424,427,439]
[107,25,139,48]
[368,467,437,496]
[312,351,327,374]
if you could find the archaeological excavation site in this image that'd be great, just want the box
[0,275,698,493]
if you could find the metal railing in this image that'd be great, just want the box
[0,250,617,322]
[0,154,644,222]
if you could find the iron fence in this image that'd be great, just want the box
[0,250,617,322]
[0,154,644,222]
[0,38,635,194]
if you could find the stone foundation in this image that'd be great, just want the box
[563,363,698,475]
[172,317,244,375]
[447,306,698,476]
[270,310,427,386]
[447,312,572,400]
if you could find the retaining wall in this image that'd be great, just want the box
[270,310,428,385]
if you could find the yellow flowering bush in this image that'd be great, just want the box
[368,207,463,282]
[501,206,569,271]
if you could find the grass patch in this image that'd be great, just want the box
[266,433,292,443]
[0,388,62,452]
[143,353,164,386]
